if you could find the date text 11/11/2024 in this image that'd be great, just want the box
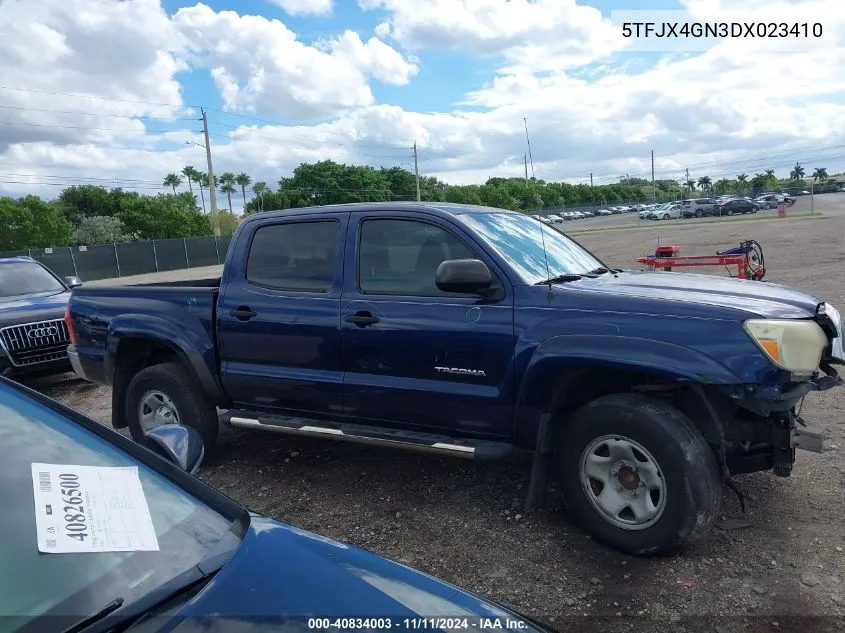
[307,618,531,630]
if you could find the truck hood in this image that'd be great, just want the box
[565,270,821,319]
[171,516,547,632]
[0,290,70,328]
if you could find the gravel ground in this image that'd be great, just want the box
[26,208,845,633]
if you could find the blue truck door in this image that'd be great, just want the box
[340,211,515,438]
[217,212,348,416]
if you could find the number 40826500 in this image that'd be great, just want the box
[59,473,88,542]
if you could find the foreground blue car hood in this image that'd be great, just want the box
[167,516,545,632]
[0,291,70,328]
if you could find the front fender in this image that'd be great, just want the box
[106,314,224,404]
[512,334,744,447]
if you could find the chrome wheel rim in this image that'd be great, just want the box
[579,434,667,531]
[138,390,180,433]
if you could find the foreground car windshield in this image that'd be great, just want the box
[0,262,65,300]
[0,382,237,626]
[459,212,606,284]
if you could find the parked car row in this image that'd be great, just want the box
[529,204,646,223]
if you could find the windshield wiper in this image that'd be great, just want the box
[61,598,124,633]
[535,274,584,285]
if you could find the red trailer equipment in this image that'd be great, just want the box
[637,240,766,281]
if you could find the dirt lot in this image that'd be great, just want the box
[27,209,845,633]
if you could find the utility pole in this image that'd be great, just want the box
[590,172,593,187]
[201,108,219,233]
[523,118,535,180]
[685,167,690,197]
[413,142,421,202]
[651,150,656,201]
[524,154,529,183]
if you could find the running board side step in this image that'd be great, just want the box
[221,411,514,460]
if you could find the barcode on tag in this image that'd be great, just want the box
[38,471,52,493]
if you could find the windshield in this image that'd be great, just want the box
[0,382,237,628]
[459,212,606,285]
[0,262,65,299]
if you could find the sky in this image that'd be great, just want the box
[2,0,845,212]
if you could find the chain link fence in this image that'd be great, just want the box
[0,235,234,282]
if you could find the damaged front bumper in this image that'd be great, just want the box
[716,362,842,477]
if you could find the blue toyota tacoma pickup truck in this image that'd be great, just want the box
[0,256,83,377]
[65,202,845,556]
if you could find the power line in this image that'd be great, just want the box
[0,119,176,133]
[0,85,196,108]
[0,103,197,122]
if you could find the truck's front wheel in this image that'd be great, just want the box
[125,362,219,453]
[556,393,721,556]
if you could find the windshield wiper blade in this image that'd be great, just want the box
[61,598,124,633]
[536,274,583,285]
[586,267,612,275]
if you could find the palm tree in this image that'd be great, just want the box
[751,173,766,191]
[197,171,208,213]
[235,173,252,209]
[182,165,197,196]
[162,173,182,194]
[219,172,236,214]
[789,162,805,181]
[812,167,829,182]
[697,176,711,192]
[252,181,268,213]
[736,173,748,193]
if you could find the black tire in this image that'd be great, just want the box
[125,362,219,453]
[556,393,721,556]
[662,214,670,220]
[695,209,703,218]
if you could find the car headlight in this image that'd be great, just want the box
[743,319,828,373]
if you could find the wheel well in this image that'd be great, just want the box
[111,338,184,429]
[549,367,725,448]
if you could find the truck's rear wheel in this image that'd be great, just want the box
[556,393,721,556]
[125,362,219,453]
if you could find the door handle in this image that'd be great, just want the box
[230,306,257,321]
[344,312,380,326]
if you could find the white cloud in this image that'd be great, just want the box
[324,31,418,85]
[0,0,189,151]
[357,0,624,71]
[171,3,417,118]
[266,0,333,16]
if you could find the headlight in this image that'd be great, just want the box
[743,319,828,373]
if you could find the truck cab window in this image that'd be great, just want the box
[358,219,476,296]
[246,220,339,291]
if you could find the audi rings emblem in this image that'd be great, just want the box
[27,326,58,338]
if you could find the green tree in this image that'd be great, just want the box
[162,173,182,194]
[251,182,268,213]
[117,192,211,240]
[197,172,209,212]
[812,167,829,182]
[71,216,129,245]
[235,173,252,210]
[697,176,711,192]
[790,162,805,181]
[751,173,767,190]
[218,172,236,214]
[0,196,72,250]
[56,185,121,225]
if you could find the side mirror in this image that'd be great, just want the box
[143,425,204,475]
[435,259,493,294]
[65,276,83,289]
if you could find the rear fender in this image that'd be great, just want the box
[513,334,742,448]
[107,314,224,405]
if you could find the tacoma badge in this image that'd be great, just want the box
[435,366,487,377]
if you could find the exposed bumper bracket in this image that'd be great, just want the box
[791,428,832,454]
